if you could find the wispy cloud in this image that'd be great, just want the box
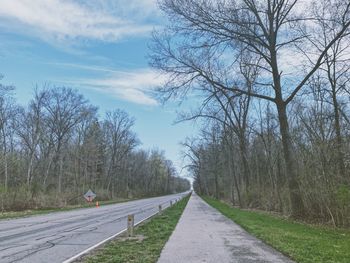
[57,65,165,106]
[82,69,164,106]
[46,61,137,73]
[0,0,158,44]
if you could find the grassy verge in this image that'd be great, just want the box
[0,199,131,221]
[84,195,190,263]
[202,196,350,263]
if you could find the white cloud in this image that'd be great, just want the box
[67,67,166,106]
[0,0,158,43]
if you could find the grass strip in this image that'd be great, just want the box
[202,196,350,263]
[84,195,190,263]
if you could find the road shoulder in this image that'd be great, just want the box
[80,195,190,263]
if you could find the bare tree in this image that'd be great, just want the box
[17,88,46,187]
[151,0,350,217]
[0,77,17,191]
[103,109,139,196]
[41,87,91,193]
[311,0,350,181]
[0,83,190,211]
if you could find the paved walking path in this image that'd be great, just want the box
[158,193,294,263]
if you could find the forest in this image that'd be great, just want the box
[150,0,350,226]
[0,83,190,211]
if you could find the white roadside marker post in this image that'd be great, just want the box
[127,214,134,237]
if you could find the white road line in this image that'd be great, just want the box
[61,196,184,263]
[61,228,126,263]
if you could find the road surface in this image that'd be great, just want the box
[0,192,188,263]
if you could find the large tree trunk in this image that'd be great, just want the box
[26,151,35,187]
[2,128,8,191]
[276,101,304,217]
[238,136,250,195]
[214,172,219,199]
[230,155,242,207]
[331,85,346,181]
[43,156,53,188]
[3,152,7,192]
[58,154,63,193]
[270,40,305,217]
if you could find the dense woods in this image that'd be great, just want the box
[151,0,350,226]
[0,82,190,211]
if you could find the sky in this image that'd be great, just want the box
[0,0,198,179]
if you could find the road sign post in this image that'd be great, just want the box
[127,214,134,237]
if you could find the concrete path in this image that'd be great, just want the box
[158,193,294,263]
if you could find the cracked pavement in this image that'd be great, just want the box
[158,193,294,263]
[0,193,187,263]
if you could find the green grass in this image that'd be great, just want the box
[84,195,190,263]
[202,196,350,263]
[0,199,131,221]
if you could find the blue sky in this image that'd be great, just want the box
[0,0,198,178]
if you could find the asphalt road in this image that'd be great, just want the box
[0,192,188,263]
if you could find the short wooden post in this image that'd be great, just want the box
[127,214,134,237]
[159,204,162,214]
[170,200,173,206]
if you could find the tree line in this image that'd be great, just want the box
[151,0,350,226]
[0,82,190,211]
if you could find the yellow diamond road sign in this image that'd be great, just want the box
[84,189,96,202]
